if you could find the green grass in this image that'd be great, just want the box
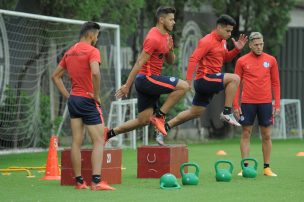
[1,138,304,202]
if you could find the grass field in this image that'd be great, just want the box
[0,138,304,202]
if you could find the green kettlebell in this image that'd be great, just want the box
[160,173,181,189]
[241,158,258,178]
[215,160,233,182]
[180,162,200,185]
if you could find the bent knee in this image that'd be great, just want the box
[232,74,240,84]
[176,80,190,92]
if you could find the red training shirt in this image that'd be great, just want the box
[186,30,239,80]
[139,27,172,76]
[59,42,101,98]
[233,52,280,109]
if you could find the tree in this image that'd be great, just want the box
[209,0,296,56]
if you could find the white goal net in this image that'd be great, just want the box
[272,99,303,139]
[0,9,121,149]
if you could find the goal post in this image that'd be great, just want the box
[272,99,303,139]
[0,9,122,149]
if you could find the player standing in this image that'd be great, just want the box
[233,32,280,177]
[52,22,115,190]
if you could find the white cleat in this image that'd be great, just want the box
[156,133,166,146]
[220,112,241,127]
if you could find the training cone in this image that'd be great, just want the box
[216,150,227,156]
[296,152,304,157]
[41,136,61,180]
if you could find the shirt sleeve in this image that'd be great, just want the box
[58,54,67,69]
[233,59,243,109]
[186,39,210,80]
[89,48,101,64]
[271,57,280,109]
[143,37,158,55]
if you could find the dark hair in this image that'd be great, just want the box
[79,21,100,38]
[216,14,236,26]
[155,6,176,21]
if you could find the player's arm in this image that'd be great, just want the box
[90,61,101,104]
[52,65,69,99]
[186,39,209,87]
[165,35,175,64]
[233,59,243,119]
[225,34,248,62]
[271,58,281,115]
[115,51,151,99]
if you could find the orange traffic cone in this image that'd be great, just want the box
[296,152,304,157]
[41,136,61,180]
[216,150,227,155]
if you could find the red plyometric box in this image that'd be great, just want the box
[137,145,188,178]
[61,148,121,185]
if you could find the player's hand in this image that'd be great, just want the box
[273,107,280,116]
[115,84,129,99]
[232,34,248,50]
[234,108,242,120]
[168,35,174,51]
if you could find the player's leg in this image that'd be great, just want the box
[84,100,115,190]
[70,118,86,188]
[142,75,188,135]
[105,77,157,141]
[111,107,154,135]
[159,79,189,114]
[221,73,241,126]
[67,96,88,189]
[257,103,277,176]
[238,103,257,176]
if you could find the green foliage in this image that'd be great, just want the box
[38,92,62,147]
[39,0,144,43]
[209,0,296,56]
[0,0,18,10]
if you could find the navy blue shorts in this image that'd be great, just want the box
[192,73,225,107]
[135,74,179,113]
[67,95,104,125]
[239,103,273,127]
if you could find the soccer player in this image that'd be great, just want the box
[106,6,189,140]
[156,14,247,145]
[233,32,280,177]
[52,22,115,190]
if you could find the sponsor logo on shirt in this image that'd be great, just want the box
[263,61,270,68]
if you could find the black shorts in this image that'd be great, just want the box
[192,73,224,107]
[135,74,179,113]
[67,95,104,125]
[239,103,273,127]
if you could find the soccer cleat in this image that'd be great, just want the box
[150,115,167,136]
[75,181,89,190]
[91,181,116,191]
[220,112,241,127]
[237,170,243,176]
[264,168,277,177]
[155,133,166,146]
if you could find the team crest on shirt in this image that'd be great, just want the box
[263,61,270,68]
[169,77,176,82]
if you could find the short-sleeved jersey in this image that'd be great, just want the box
[186,31,239,80]
[139,27,172,76]
[59,42,101,98]
[233,52,280,109]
